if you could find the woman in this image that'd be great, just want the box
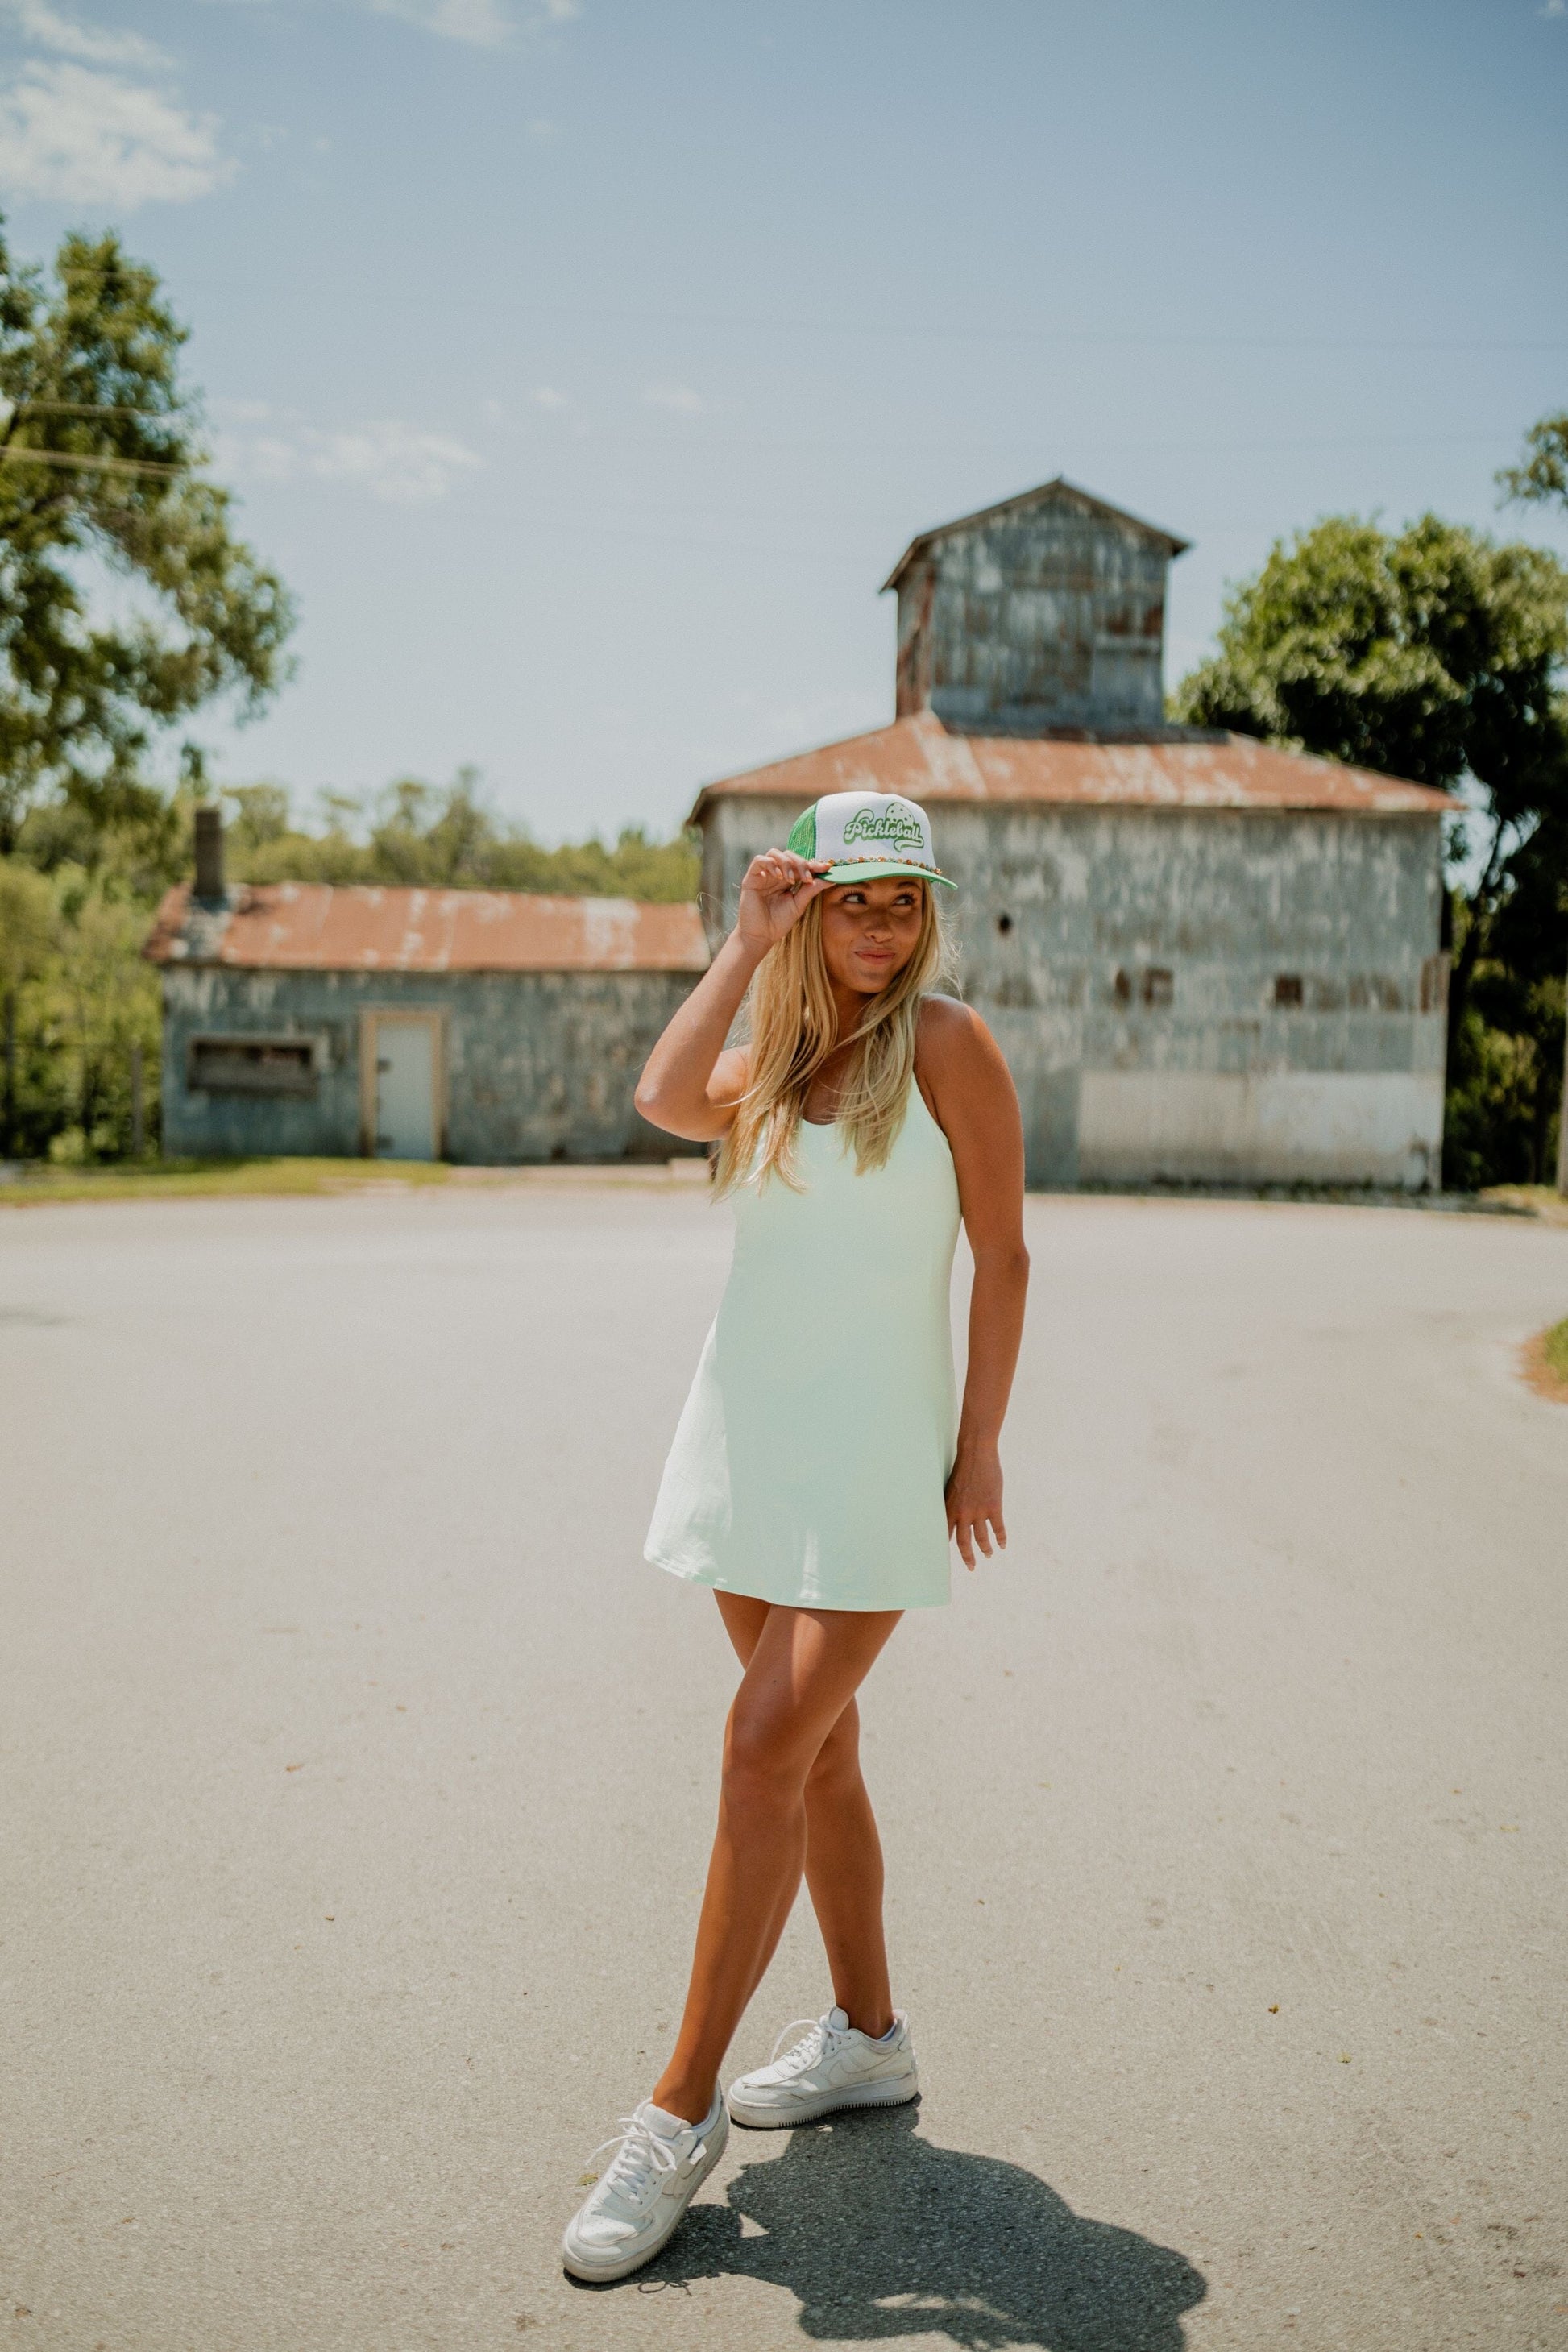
[562,789,1028,2284]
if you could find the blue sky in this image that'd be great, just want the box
[0,0,1564,842]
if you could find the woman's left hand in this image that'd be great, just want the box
[945,1442,1006,1571]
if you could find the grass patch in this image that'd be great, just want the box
[1480,1184,1568,1228]
[0,1156,457,1206]
[1521,1315,1568,1406]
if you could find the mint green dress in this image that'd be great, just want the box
[645,1078,961,1611]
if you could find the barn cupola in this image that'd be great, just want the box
[881,477,1191,739]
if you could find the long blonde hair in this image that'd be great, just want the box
[714,884,953,1197]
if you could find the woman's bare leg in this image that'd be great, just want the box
[713,1595,893,2036]
[649,1600,901,2123]
[797,1696,893,2034]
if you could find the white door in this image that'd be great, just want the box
[374,1021,436,1159]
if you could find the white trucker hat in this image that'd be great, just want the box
[786,790,956,889]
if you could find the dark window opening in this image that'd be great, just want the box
[997,913,1014,935]
[1142,968,1174,1009]
[189,1035,317,1097]
[1273,974,1304,1008]
[1113,968,1132,1006]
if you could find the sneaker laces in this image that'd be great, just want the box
[579,2112,680,2206]
[768,2013,848,2071]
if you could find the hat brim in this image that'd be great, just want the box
[819,860,957,889]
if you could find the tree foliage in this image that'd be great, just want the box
[222,771,702,902]
[0,219,295,856]
[1172,514,1568,851]
[1173,509,1568,1185]
[1497,413,1568,516]
[0,848,160,1159]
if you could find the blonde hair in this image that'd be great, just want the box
[714,884,953,1197]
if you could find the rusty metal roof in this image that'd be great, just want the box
[881,476,1191,592]
[688,711,1458,823]
[144,883,710,973]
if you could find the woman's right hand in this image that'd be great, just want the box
[735,849,832,954]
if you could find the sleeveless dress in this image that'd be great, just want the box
[645,1077,961,1611]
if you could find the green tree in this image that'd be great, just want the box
[1498,413,1568,514]
[222,771,703,901]
[1172,514,1568,1062]
[44,865,160,1159]
[1497,410,1568,1188]
[0,852,51,1154]
[0,849,159,1160]
[0,218,295,857]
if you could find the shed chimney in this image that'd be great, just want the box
[193,805,225,902]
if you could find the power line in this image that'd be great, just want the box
[0,446,185,478]
[475,427,1529,460]
[58,268,1564,358]
[0,399,180,421]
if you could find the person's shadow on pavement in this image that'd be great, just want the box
[638,2105,1207,2350]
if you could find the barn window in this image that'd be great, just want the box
[1274,974,1304,1008]
[1142,969,1174,1009]
[188,1035,318,1097]
[1113,969,1132,1006]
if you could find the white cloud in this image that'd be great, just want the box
[0,58,230,204]
[0,0,165,68]
[363,0,511,44]
[309,421,480,500]
[218,416,483,504]
[532,385,569,410]
[642,383,705,416]
[356,0,577,44]
[0,0,228,206]
[1542,2,1565,18]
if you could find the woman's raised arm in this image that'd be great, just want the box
[634,848,831,1139]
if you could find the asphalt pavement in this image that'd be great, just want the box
[2,1183,1566,2352]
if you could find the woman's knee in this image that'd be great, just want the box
[722,1703,811,1811]
[805,1709,861,1799]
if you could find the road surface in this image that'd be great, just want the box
[2,1184,1565,2351]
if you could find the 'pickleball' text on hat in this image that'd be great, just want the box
[786,791,956,888]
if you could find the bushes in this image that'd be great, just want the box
[1441,877,1566,1190]
[1443,1001,1563,1191]
[1,859,161,1161]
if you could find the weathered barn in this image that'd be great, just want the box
[694,478,1457,1189]
[146,819,708,1162]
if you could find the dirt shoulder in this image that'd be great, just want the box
[1521,1317,1568,1405]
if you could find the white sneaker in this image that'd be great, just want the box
[561,2089,728,2283]
[725,2006,919,2129]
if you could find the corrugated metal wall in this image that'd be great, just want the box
[894,491,1172,735]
